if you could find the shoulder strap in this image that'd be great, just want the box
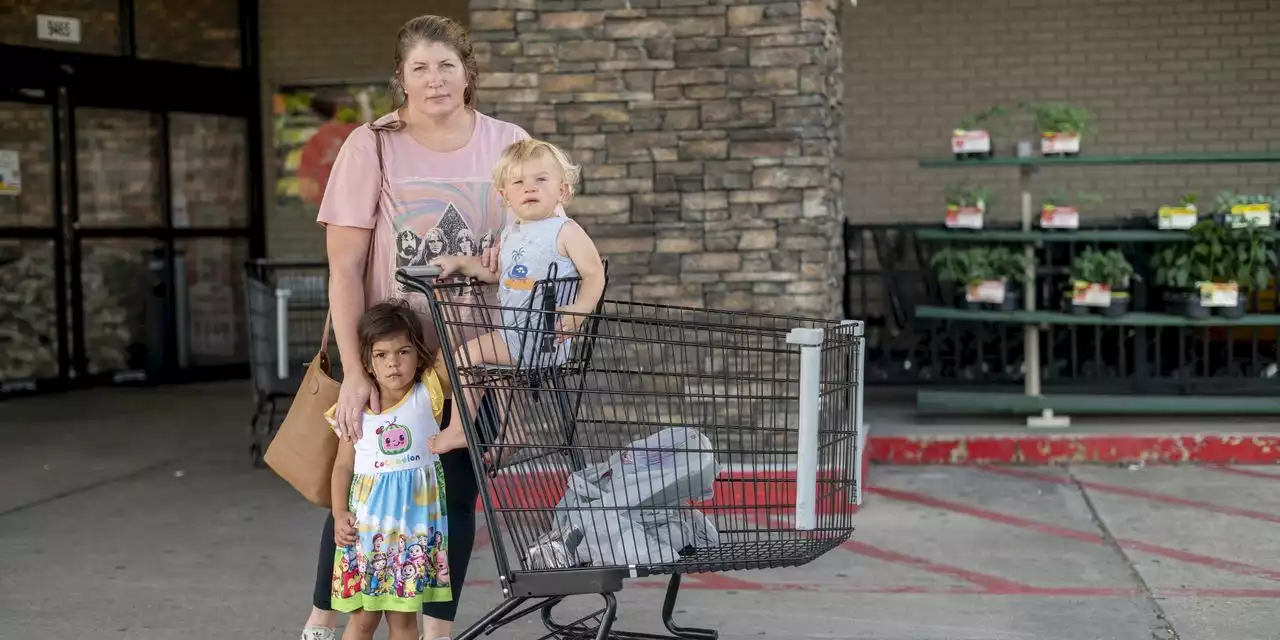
[319,123,388,357]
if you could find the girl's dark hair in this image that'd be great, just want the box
[390,14,479,109]
[357,299,431,377]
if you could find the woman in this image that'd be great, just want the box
[301,14,559,640]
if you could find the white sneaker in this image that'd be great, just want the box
[301,626,336,640]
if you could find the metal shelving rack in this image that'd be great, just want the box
[915,150,1280,427]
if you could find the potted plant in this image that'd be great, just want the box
[952,105,1008,160]
[1064,247,1134,317]
[1212,190,1278,229]
[944,183,994,229]
[930,246,1031,311]
[1152,220,1274,318]
[1040,189,1103,230]
[1155,192,1199,231]
[1219,219,1278,318]
[1020,101,1094,156]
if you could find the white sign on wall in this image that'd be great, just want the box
[36,15,81,44]
[0,150,21,197]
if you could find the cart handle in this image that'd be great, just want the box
[401,265,443,279]
[394,265,445,297]
[787,326,824,531]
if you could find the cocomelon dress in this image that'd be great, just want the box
[325,369,452,613]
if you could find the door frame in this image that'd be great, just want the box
[0,0,264,396]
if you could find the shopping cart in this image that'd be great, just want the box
[395,266,865,640]
[243,259,333,467]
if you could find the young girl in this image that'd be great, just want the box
[428,138,606,457]
[325,300,453,640]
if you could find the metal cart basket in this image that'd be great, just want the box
[243,259,333,467]
[395,266,865,640]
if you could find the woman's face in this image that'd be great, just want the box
[401,39,467,118]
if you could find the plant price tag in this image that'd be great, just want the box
[1041,205,1079,229]
[1157,206,1197,230]
[1071,281,1112,307]
[946,205,984,229]
[1227,203,1271,229]
[1198,281,1239,308]
[1040,133,1080,154]
[951,130,991,154]
[966,279,1006,304]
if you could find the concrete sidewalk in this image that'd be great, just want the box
[4,381,1280,639]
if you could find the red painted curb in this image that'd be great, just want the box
[866,434,1280,465]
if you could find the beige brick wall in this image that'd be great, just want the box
[258,0,470,259]
[842,0,1280,226]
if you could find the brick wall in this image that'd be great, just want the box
[470,0,846,317]
[842,0,1280,226]
[258,0,470,259]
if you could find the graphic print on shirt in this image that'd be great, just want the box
[397,203,464,268]
[502,246,534,291]
[376,419,412,455]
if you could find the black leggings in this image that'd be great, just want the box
[312,396,491,621]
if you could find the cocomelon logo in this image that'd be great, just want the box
[377,420,412,455]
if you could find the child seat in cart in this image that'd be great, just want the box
[395,265,865,640]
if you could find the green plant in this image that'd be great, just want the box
[1020,101,1095,137]
[1181,192,1198,207]
[1152,219,1277,291]
[1068,247,1134,288]
[947,184,993,208]
[930,246,1031,286]
[1229,220,1278,293]
[945,183,995,208]
[956,105,1009,132]
[1043,188,1104,209]
[1212,190,1279,214]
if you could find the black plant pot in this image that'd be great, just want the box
[1218,296,1247,319]
[996,287,1022,311]
[953,291,982,310]
[1103,293,1130,318]
[1064,293,1085,314]
[1163,290,1209,319]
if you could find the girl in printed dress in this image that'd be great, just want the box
[325,300,453,640]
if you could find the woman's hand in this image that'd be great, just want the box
[333,510,359,547]
[334,373,378,442]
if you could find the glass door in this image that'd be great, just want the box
[70,106,253,384]
[0,91,65,393]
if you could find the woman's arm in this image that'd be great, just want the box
[326,225,381,436]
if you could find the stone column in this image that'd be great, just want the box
[471,0,844,319]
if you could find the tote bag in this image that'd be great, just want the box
[264,125,388,508]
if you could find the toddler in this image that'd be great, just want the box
[325,300,453,640]
[429,138,605,458]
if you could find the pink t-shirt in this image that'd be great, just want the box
[317,109,535,350]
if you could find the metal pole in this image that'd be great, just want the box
[275,288,292,379]
[787,327,825,531]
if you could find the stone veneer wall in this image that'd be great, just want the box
[469,0,846,319]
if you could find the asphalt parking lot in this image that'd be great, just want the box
[4,381,1277,639]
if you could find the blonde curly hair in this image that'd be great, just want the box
[491,138,582,203]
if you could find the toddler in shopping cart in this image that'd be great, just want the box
[323,300,453,640]
[427,137,606,458]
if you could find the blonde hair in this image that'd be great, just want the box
[491,138,581,202]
